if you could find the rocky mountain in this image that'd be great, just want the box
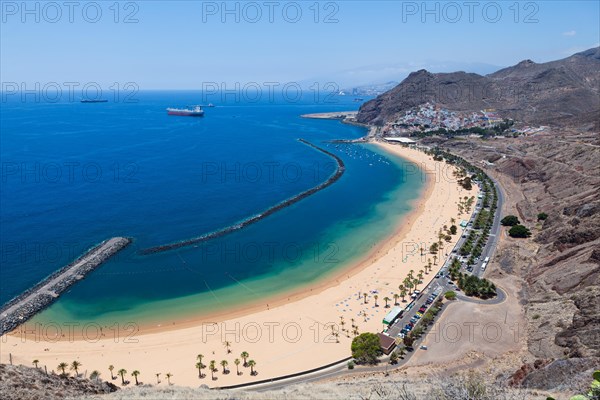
[357,47,600,127]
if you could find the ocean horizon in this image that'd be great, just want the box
[1,91,425,326]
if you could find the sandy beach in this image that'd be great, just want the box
[0,141,477,389]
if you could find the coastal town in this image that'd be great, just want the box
[360,102,547,138]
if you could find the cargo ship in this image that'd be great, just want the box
[166,105,204,117]
[81,99,108,103]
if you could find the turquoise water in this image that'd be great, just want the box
[0,92,424,325]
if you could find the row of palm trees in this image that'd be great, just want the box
[55,360,82,377]
[195,352,257,381]
[107,365,146,385]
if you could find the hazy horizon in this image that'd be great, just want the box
[2,1,599,90]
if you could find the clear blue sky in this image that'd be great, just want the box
[1,1,598,89]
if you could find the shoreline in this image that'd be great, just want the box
[1,126,476,388]
[11,139,431,339]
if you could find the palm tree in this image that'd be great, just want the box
[57,362,68,376]
[450,217,456,225]
[420,246,424,256]
[165,372,173,385]
[351,317,356,328]
[397,346,406,358]
[196,361,205,378]
[223,341,231,354]
[90,370,100,382]
[209,360,217,380]
[418,270,424,282]
[362,310,368,322]
[247,360,257,376]
[109,365,115,380]
[240,351,249,367]
[428,258,432,271]
[406,279,414,294]
[118,368,127,385]
[393,293,399,305]
[220,360,228,374]
[413,278,419,292]
[32,359,39,368]
[400,287,407,302]
[70,360,81,376]
[155,372,161,384]
[334,332,340,343]
[373,294,378,307]
[433,254,438,265]
[131,370,140,385]
[234,358,241,375]
[363,292,368,304]
[340,319,346,331]
[383,296,390,308]
[196,354,204,377]
[353,326,359,337]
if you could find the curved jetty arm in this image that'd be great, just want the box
[139,139,345,255]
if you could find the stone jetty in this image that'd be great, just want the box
[140,139,345,254]
[0,237,131,335]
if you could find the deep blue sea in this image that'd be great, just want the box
[0,91,424,325]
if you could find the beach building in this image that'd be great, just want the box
[382,306,404,325]
[460,220,468,228]
[383,137,416,145]
[378,333,397,355]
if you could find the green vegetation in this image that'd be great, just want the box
[457,274,496,298]
[509,224,532,238]
[347,361,355,370]
[444,291,457,300]
[449,225,457,235]
[537,212,548,221]
[429,243,439,253]
[501,215,520,226]
[459,176,472,190]
[351,332,382,365]
[448,259,497,298]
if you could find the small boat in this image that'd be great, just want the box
[166,105,204,117]
[81,99,108,103]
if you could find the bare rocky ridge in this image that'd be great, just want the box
[357,47,600,127]
[419,128,599,392]
[0,364,118,400]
